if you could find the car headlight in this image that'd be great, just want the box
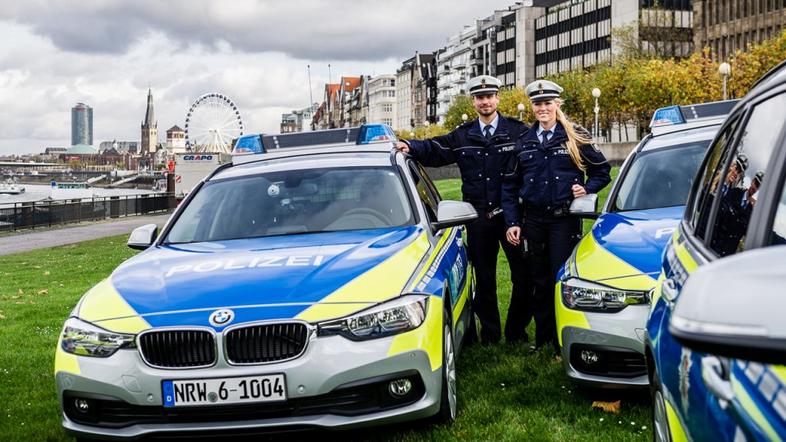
[561,278,648,312]
[60,317,136,357]
[317,295,429,341]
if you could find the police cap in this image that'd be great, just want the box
[525,79,563,102]
[468,75,501,96]
[734,153,749,173]
[754,170,764,184]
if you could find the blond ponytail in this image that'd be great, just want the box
[555,100,592,172]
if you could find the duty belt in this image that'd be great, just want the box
[486,207,503,219]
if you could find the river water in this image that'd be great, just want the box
[0,184,160,206]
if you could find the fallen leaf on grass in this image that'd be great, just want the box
[43,271,50,276]
[37,289,48,295]
[17,289,24,295]
[0,313,5,320]
[592,400,621,413]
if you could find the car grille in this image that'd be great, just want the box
[570,344,647,378]
[225,323,309,364]
[138,330,215,368]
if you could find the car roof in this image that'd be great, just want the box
[213,150,398,181]
[639,123,721,153]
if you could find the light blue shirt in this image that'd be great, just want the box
[537,124,555,143]
[480,115,499,137]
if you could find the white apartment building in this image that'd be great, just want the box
[435,26,476,124]
[367,74,397,127]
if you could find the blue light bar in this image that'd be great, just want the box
[233,134,263,155]
[650,106,686,128]
[356,124,397,144]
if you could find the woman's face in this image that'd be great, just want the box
[531,99,559,126]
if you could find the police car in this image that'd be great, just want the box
[556,100,737,388]
[647,60,786,440]
[54,124,477,439]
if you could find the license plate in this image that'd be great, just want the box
[162,374,286,407]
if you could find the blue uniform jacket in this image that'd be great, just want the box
[501,122,611,227]
[406,114,529,213]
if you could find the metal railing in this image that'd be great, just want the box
[0,193,176,231]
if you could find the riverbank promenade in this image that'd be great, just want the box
[0,213,170,256]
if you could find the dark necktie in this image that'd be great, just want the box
[484,125,492,139]
[541,130,551,145]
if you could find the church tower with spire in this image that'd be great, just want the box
[141,88,158,154]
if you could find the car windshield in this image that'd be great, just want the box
[613,141,710,212]
[165,166,414,243]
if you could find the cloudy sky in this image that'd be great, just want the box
[0,0,518,155]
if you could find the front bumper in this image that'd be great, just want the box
[556,282,649,388]
[56,327,442,439]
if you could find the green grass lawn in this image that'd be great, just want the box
[0,171,650,442]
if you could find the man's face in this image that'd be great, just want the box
[726,163,742,184]
[531,99,560,126]
[472,93,499,117]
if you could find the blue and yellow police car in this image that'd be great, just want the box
[556,100,737,388]
[647,60,786,440]
[54,125,477,439]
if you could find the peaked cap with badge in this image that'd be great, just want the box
[468,75,501,96]
[525,79,563,102]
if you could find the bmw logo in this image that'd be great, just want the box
[209,309,234,327]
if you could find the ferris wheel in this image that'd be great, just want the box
[184,93,244,153]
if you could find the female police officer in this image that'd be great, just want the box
[502,80,611,352]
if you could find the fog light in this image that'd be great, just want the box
[580,350,599,365]
[388,378,412,398]
[74,398,90,413]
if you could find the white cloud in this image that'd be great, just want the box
[0,1,517,154]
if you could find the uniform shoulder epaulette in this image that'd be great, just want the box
[572,124,592,138]
[459,119,475,129]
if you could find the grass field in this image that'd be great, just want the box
[0,172,653,442]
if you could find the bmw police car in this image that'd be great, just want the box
[54,124,476,439]
[556,100,736,388]
[647,60,786,441]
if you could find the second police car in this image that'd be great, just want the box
[647,60,786,441]
[556,100,737,387]
[54,125,477,439]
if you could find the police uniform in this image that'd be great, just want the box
[404,75,533,344]
[501,80,611,349]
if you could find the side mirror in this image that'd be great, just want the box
[669,245,786,365]
[432,200,478,230]
[569,194,599,219]
[128,224,158,250]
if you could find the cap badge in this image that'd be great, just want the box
[538,82,544,94]
[480,78,487,86]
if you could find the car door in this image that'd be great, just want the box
[406,161,472,350]
[660,91,786,440]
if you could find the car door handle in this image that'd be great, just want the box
[702,356,733,403]
[662,277,679,303]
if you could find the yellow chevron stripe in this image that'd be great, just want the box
[296,232,430,322]
[54,346,80,375]
[407,228,456,292]
[732,373,781,441]
[555,281,590,347]
[665,397,689,442]
[453,265,472,327]
[78,279,150,334]
[574,235,656,291]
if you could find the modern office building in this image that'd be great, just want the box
[693,0,786,60]
[71,102,93,146]
[534,0,693,78]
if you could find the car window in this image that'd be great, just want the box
[708,93,786,256]
[417,163,443,203]
[614,142,708,211]
[689,118,741,240]
[165,166,414,243]
[769,181,786,246]
[409,162,439,223]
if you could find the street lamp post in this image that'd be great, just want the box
[517,102,526,121]
[719,62,731,100]
[591,88,601,141]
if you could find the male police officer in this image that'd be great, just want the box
[396,75,532,345]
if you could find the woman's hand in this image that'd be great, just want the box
[572,184,587,198]
[506,226,520,246]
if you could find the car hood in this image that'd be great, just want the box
[78,226,430,330]
[571,206,683,289]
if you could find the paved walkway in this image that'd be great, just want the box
[0,213,172,256]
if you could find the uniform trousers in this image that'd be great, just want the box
[524,209,582,349]
[465,212,533,344]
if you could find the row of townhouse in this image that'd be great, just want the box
[283,0,785,132]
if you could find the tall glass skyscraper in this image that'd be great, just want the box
[71,102,93,146]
